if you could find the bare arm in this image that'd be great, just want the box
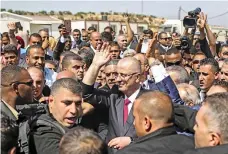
[124,16,134,46]
[205,24,216,56]
[183,27,189,36]
[197,12,214,58]
[82,102,94,115]
[135,34,144,53]
[145,33,158,58]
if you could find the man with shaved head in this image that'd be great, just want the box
[82,50,146,153]
[117,91,194,154]
[27,66,46,102]
[89,32,103,55]
[56,70,76,80]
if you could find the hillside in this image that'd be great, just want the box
[1,9,166,31]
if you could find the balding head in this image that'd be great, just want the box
[116,57,141,96]
[133,91,173,137]
[118,57,141,74]
[56,71,76,80]
[177,83,201,107]
[117,34,128,50]
[27,67,45,99]
[90,32,102,49]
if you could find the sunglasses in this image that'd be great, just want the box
[192,60,201,64]
[110,50,120,53]
[223,52,228,56]
[32,41,42,45]
[166,61,182,66]
[1,81,33,87]
[160,38,169,41]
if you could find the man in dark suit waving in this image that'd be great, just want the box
[82,45,145,153]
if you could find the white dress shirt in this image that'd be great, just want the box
[90,44,97,53]
[125,88,141,114]
[44,67,57,87]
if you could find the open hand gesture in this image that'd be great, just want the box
[7,22,16,31]
[92,42,111,67]
[197,12,207,30]
[123,14,130,22]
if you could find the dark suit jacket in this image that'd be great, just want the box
[81,84,110,140]
[82,83,147,153]
[117,126,194,154]
[174,104,197,133]
[184,144,228,154]
[1,100,17,122]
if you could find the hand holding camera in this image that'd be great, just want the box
[183,7,201,28]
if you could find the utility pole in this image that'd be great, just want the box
[141,0,144,14]
[178,6,181,20]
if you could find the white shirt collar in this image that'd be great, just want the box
[160,44,172,51]
[125,88,141,103]
[90,44,97,53]
[141,79,150,90]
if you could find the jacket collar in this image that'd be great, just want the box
[135,125,177,143]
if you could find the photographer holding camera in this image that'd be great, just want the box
[182,8,216,58]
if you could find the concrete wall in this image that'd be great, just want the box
[71,21,85,31]
[98,21,110,32]
[0,16,30,33]
[30,23,61,39]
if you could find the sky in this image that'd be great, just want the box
[1,1,228,27]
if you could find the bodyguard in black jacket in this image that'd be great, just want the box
[174,93,228,154]
[117,91,195,154]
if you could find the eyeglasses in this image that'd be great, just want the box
[222,52,228,56]
[105,72,118,77]
[166,61,182,66]
[192,60,202,64]
[1,81,33,87]
[110,50,120,53]
[160,38,169,41]
[32,41,42,45]
[183,57,192,61]
[117,72,139,79]
[218,58,225,61]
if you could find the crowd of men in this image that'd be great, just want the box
[1,11,228,154]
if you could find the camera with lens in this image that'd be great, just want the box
[183,7,201,28]
[176,36,191,50]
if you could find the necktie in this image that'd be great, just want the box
[124,98,131,124]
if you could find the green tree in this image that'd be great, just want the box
[14,10,23,15]
[1,8,6,12]
[59,11,63,15]
[58,16,64,20]
[50,10,55,15]
[7,9,13,13]
[39,10,47,15]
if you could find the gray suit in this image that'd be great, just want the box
[82,83,146,153]
[1,100,17,122]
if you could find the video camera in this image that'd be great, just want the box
[183,7,201,28]
[176,36,191,51]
